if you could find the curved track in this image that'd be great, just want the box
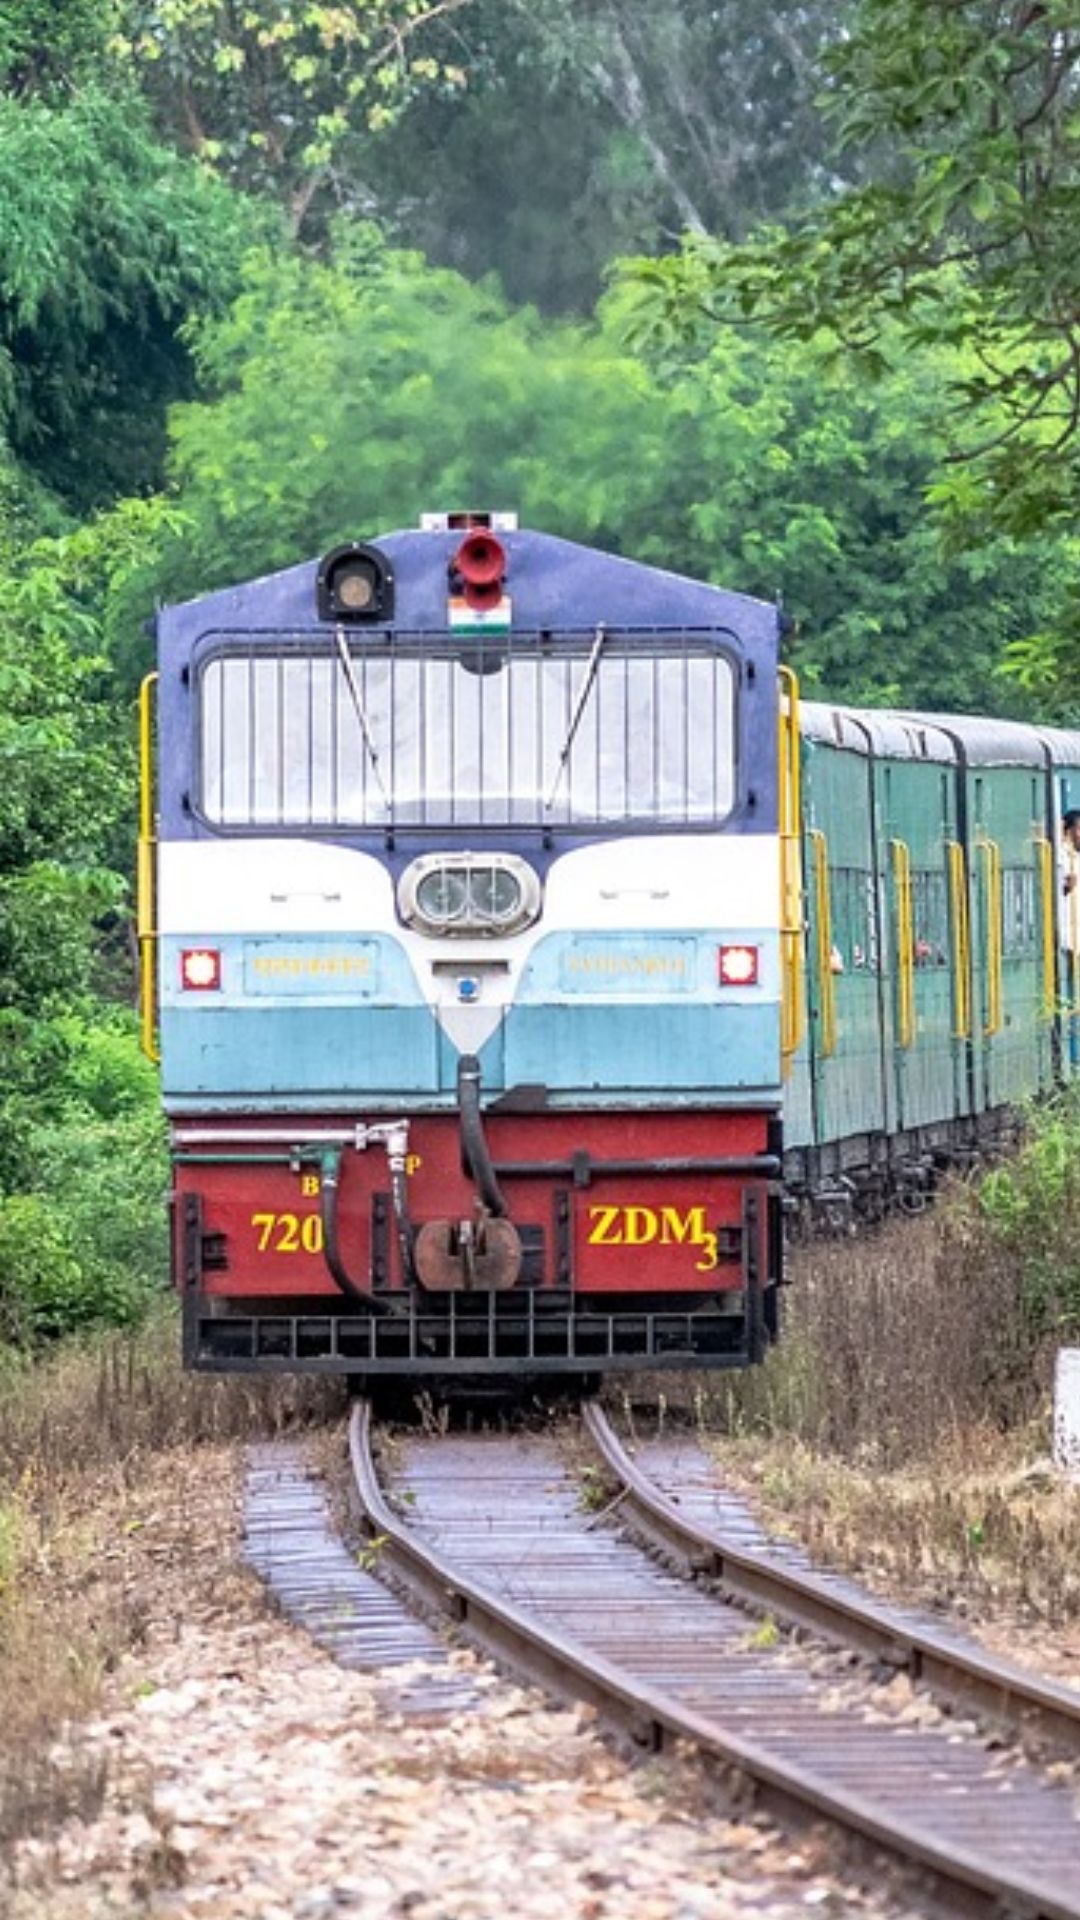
[582,1402,1080,1759]
[350,1400,1080,1920]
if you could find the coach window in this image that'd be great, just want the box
[912,868,949,966]
[198,639,737,830]
[1002,865,1038,958]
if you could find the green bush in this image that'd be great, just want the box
[0,1195,87,1344]
[974,1090,1080,1342]
[0,1013,167,1349]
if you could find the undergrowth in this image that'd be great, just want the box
[622,1095,1080,1625]
[0,1306,345,1853]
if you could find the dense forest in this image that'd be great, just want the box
[3,0,1080,1345]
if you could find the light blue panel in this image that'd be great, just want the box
[502,1002,780,1093]
[243,938,382,997]
[558,935,698,996]
[161,930,433,1097]
[518,928,779,1002]
[160,931,423,1009]
[160,1004,439,1096]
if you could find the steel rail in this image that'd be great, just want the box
[583,1401,1080,1762]
[348,1402,1080,1920]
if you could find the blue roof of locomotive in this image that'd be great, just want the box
[158,525,779,647]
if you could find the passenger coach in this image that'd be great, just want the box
[140,516,786,1374]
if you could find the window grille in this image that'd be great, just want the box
[197,631,736,832]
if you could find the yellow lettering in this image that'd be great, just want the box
[275,1213,301,1252]
[622,1206,659,1245]
[405,1153,423,1177]
[250,1211,323,1254]
[694,1232,719,1273]
[585,1201,718,1271]
[300,1173,321,1196]
[251,1212,275,1252]
[658,1205,708,1246]
[587,1205,623,1246]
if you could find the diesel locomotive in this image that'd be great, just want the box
[139,515,1080,1378]
[141,517,786,1375]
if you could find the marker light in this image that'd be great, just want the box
[180,947,222,991]
[718,944,759,987]
[451,528,507,613]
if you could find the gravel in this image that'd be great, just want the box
[1,1442,923,1920]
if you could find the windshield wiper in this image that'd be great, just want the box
[544,623,608,816]
[334,626,392,824]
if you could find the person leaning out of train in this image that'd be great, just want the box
[1062,809,1080,899]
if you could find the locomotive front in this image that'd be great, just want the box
[144,516,784,1376]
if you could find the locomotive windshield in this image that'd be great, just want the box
[198,632,735,831]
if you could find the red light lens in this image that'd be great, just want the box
[718,944,759,987]
[180,947,222,991]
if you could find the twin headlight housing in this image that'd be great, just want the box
[399,853,541,937]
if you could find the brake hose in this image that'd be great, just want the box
[318,1147,390,1312]
[457,1054,509,1218]
[385,1145,419,1291]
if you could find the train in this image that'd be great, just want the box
[138,514,1080,1379]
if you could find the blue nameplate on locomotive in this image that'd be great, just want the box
[558,935,698,995]
[242,939,381,997]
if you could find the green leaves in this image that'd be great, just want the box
[110,0,473,237]
[0,84,260,508]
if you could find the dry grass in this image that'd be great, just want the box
[711,1210,1045,1465]
[614,1209,1080,1630]
[0,1303,345,1853]
[709,1431,1080,1625]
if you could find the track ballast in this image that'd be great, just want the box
[350,1400,1080,1920]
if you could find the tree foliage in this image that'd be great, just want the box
[503,0,853,239]
[113,0,473,236]
[144,232,1070,716]
[363,0,860,311]
[619,2,1080,695]
[0,84,259,508]
[0,497,170,1344]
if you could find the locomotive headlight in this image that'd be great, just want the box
[415,867,470,924]
[400,854,540,937]
[469,865,522,923]
[336,564,376,613]
[315,541,394,622]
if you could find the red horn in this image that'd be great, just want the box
[452,530,506,610]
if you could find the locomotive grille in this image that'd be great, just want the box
[196,628,737,833]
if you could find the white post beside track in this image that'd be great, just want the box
[1053,1348,1080,1478]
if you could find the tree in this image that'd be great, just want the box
[363,0,861,311]
[129,231,1071,717]
[113,0,474,238]
[0,0,108,97]
[617,3,1080,698]
[505,0,852,239]
[0,84,260,510]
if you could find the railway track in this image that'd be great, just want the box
[350,1399,1080,1920]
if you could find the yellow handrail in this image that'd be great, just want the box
[137,671,159,1064]
[778,664,804,1071]
[946,840,971,1039]
[979,837,1003,1038]
[809,828,837,1059]
[1035,835,1056,1021]
[891,839,916,1048]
